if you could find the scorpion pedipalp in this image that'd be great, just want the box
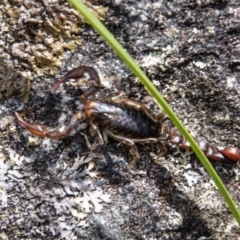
[53,65,101,100]
[53,65,100,90]
[15,112,83,139]
[15,112,47,138]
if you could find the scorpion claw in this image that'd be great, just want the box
[15,112,47,137]
[15,112,82,139]
[53,65,101,91]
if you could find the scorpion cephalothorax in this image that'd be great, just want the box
[15,65,240,170]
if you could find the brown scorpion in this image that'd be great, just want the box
[15,66,240,170]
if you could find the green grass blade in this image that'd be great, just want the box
[67,0,240,224]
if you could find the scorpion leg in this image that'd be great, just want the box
[15,112,83,139]
[108,79,166,121]
[142,96,166,120]
[153,143,168,165]
[105,76,123,100]
[105,131,161,172]
[53,65,101,101]
[112,98,165,122]
[105,130,140,171]
[81,122,104,150]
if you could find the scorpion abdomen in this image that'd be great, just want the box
[83,100,161,139]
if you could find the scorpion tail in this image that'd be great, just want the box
[215,146,240,162]
[164,124,240,163]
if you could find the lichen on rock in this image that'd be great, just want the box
[0,0,108,100]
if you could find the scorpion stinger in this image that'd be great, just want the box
[15,65,240,171]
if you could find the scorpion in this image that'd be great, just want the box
[15,65,240,170]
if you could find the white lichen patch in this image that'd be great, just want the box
[87,188,112,212]
[193,61,206,69]
[139,44,179,70]
[0,143,111,239]
[226,75,237,89]
[182,170,201,187]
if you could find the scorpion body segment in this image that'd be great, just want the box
[83,100,161,139]
[161,126,240,163]
[15,65,240,169]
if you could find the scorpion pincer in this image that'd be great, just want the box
[15,65,240,170]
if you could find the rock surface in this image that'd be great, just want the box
[0,0,240,239]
